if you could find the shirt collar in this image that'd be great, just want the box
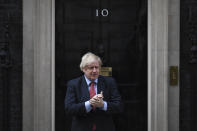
[84,75,98,86]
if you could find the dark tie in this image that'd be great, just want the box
[90,82,96,131]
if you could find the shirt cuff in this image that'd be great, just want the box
[85,101,92,113]
[102,101,107,111]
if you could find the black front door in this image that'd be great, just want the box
[55,0,147,131]
[180,1,197,130]
[0,2,22,131]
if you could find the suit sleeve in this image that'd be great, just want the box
[64,81,86,116]
[105,78,123,114]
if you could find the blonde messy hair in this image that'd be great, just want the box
[80,52,102,71]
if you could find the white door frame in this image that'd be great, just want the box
[23,0,168,131]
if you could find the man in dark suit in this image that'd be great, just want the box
[65,52,122,131]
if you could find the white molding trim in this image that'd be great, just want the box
[148,0,168,131]
[23,0,55,130]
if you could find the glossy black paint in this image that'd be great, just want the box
[55,0,147,130]
[180,0,197,130]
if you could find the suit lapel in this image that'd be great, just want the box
[97,76,105,94]
[81,76,90,100]
[80,75,106,101]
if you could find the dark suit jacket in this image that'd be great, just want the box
[64,75,122,131]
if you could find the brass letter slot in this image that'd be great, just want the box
[170,66,178,86]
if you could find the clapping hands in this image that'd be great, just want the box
[89,91,104,108]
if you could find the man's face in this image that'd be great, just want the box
[82,61,100,81]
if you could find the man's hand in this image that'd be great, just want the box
[89,91,104,108]
[97,91,103,99]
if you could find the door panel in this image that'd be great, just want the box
[55,0,147,131]
[0,1,22,131]
[180,0,197,130]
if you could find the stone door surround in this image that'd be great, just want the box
[23,0,168,131]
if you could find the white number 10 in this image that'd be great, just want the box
[96,9,109,17]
